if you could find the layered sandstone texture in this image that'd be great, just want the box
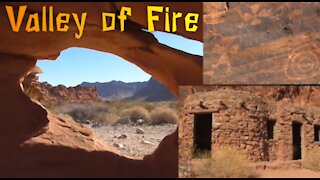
[179,86,320,163]
[204,2,320,84]
[39,83,101,106]
[22,68,101,106]
[0,2,202,178]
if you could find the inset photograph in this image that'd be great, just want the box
[179,86,320,178]
[203,2,320,84]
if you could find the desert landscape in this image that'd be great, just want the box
[92,123,177,159]
[179,86,320,178]
[51,101,178,159]
[24,67,178,159]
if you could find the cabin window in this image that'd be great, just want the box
[267,120,276,140]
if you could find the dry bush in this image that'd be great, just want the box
[91,112,119,126]
[143,103,157,112]
[49,100,178,126]
[53,103,118,125]
[121,106,150,123]
[191,147,256,178]
[149,107,178,125]
[53,103,102,121]
[303,149,320,172]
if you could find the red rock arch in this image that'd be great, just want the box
[0,2,202,178]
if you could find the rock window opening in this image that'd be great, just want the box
[314,125,320,142]
[292,122,302,160]
[22,47,178,159]
[193,113,212,158]
[267,120,276,140]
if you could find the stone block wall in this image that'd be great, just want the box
[180,90,270,162]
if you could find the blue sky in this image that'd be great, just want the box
[37,31,203,87]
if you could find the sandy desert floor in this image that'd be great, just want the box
[90,124,177,159]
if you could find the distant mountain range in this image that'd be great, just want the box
[80,77,175,102]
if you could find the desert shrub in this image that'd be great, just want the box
[92,112,119,126]
[105,101,129,113]
[192,146,212,159]
[149,107,178,125]
[49,101,178,126]
[191,147,256,178]
[303,149,320,172]
[54,104,93,121]
[144,103,157,112]
[53,103,119,125]
[121,106,150,123]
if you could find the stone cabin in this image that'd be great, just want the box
[179,89,320,162]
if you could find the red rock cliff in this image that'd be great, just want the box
[39,82,101,106]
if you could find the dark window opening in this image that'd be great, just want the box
[267,120,276,140]
[292,122,302,160]
[314,125,320,142]
[193,113,212,158]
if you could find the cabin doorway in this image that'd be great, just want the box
[193,113,212,157]
[292,122,302,160]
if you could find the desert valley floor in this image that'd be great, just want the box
[90,124,177,159]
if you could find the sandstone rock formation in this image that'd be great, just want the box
[22,66,44,102]
[21,67,101,106]
[39,82,101,106]
[204,2,320,84]
[0,2,202,177]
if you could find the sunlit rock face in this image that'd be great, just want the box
[0,2,202,178]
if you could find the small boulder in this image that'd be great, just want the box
[136,128,145,134]
[113,143,125,149]
[118,134,128,139]
[141,140,154,145]
[137,119,144,125]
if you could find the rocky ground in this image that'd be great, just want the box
[88,124,177,159]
